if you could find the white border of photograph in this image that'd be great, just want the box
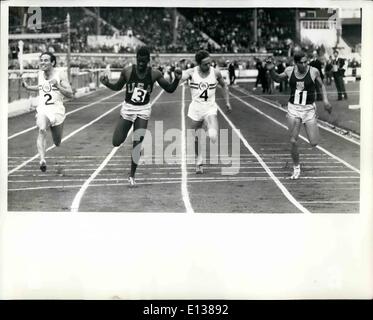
[1,0,372,299]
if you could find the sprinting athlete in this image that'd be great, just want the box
[266,51,332,179]
[22,52,73,172]
[100,46,182,186]
[180,50,231,174]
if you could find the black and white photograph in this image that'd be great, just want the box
[1,0,372,300]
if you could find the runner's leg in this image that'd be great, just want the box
[190,119,204,166]
[50,122,64,147]
[112,116,133,147]
[287,115,302,166]
[304,117,320,147]
[36,113,49,171]
[130,117,148,178]
[204,114,218,144]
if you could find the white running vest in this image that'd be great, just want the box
[189,66,218,104]
[38,70,64,108]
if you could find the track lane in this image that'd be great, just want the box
[8,88,118,138]
[226,87,359,213]
[8,89,130,211]
[185,88,303,213]
[8,89,126,171]
[7,84,360,213]
[230,86,360,170]
[77,86,187,212]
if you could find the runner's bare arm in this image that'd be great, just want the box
[154,68,182,93]
[216,69,231,112]
[100,68,127,91]
[178,68,193,84]
[21,79,39,91]
[314,69,332,113]
[51,71,73,98]
[265,59,289,82]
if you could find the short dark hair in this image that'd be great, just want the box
[333,50,339,55]
[40,52,57,67]
[293,51,306,63]
[136,46,150,60]
[195,50,210,65]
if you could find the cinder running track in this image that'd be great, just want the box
[8,84,360,213]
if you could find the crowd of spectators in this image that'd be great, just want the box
[8,6,362,71]
[9,7,300,55]
[179,8,253,53]
[99,8,174,52]
[178,8,296,55]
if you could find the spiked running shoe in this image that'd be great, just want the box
[39,160,47,172]
[128,176,136,187]
[290,165,300,180]
[195,164,204,174]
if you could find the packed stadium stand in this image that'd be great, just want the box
[9,7,300,56]
[8,7,361,73]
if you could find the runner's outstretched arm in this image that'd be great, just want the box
[155,68,182,93]
[265,58,288,83]
[315,70,332,113]
[22,80,39,91]
[100,69,127,91]
[216,69,231,113]
[50,71,73,98]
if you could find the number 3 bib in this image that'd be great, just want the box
[131,87,147,103]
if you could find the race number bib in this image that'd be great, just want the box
[131,87,147,103]
[44,93,54,105]
[294,89,307,105]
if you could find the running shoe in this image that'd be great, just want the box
[290,165,300,180]
[128,176,136,187]
[39,160,47,172]
[196,164,204,174]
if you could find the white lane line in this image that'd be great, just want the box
[8,103,122,176]
[10,168,358,178]
[181,85,194,213]
[8,163,352,175]
[70,90,165,212]
[8,170,360,184]
[233,86,360,146]
[8,176,361,192]
[8,162,347,169]
[8,90,124,140]
[299,201,359,204]
[7,157,338,164]
[314,145,360,174]
[70,146,121,212]
[230,92,360,174]
[217,106,310,214]
[9,165,354,174]
[6,153,335,159]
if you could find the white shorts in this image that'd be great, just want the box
[187,101,218,122]
[120,101,151,122]
[36,104,65,127]
[287,102,316,123]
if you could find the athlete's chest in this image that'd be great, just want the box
[193,69,216,84]
[126,71,152,93]
[39,73,59,93]
[191,70,217,91]
[126,81,152,93]
[290,72,313,90]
